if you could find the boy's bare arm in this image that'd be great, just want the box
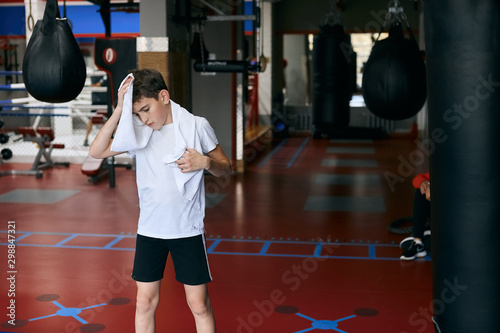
[89,77,132,159]
[89,111,124,159]
[205,145,231,177]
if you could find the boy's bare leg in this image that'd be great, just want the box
[135,281,161,333]
[184,284,216,333]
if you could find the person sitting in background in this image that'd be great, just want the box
[400,173,430,260]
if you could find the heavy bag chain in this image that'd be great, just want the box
[199,22,206,72]
[62,0,74,30]
[377,0,411,41]
[27,0,34,31]
[321,0,342,27]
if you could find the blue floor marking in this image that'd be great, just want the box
[368,244,376,259]
[29,312,58,322]
[258,138,289,167]
[206,239,419,261]
[314,243,322,257]
[260,241,271,255]
[295,312,357,333]
[287,137,310,168]
[104,236,125,249]
[207,239,221,253]
[30,300,106,324]
[55,234,78,247]
[0,231,430,261]
[296,313,316,321]
[15,231,32,242]
[4,243,135,251]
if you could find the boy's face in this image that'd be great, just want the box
[132,90,170,130]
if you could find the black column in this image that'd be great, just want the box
[424,1,500,331]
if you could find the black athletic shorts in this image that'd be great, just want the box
[131,233,212,285]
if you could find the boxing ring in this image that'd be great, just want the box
[0,71,131,165]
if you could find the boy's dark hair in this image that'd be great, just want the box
[130,68,169,103]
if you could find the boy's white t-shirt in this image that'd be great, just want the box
[130,117,218,239]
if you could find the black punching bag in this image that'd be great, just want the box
[22,0,86,103]
[362,22,426,120]
[424,1,500,332]
[312,24,353,137]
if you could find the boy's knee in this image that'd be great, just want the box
[187,297,211,317]
[136,294,159,314]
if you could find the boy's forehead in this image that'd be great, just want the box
[132,97,153,112]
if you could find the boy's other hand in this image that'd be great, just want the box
[176,149,209,173]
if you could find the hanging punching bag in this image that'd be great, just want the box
[312,24,353,137]
[424,0,500,332]
[191,32,210,62]
[362,22,426,120]
[22,0,86,103]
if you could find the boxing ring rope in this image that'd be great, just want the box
[0,83,108,93]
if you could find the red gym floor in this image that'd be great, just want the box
[0,136,433,333]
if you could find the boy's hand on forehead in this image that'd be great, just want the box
[116,76,133,110]
[175,148,209,173]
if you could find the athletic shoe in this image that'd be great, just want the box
[399,236,414,251]
[400,241,426,260]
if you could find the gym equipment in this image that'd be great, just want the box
[0,83,26,91]
[424,0,500,331]
[22,0,86,103]
[194,60,259,73]
[0,71,22,76]
[0,167,41,178]
[0,105,106,113]
[362,1,426,121]
[94,38,137,108]
[17,126,69,170]
[192,1,263,74]
[0,125,68,178]
[81,155,110,184]
[387,216,413,234]
[311,4,386,140]
[312,23,353,135]
[81,155,132,186]
[0,83,106,94]
[1,148,12,160]
[191,23,210,63]
[0,110,14,167]
[88,38,136,187]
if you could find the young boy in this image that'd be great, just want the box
[90,68,230,333]
[400,173,431,260]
